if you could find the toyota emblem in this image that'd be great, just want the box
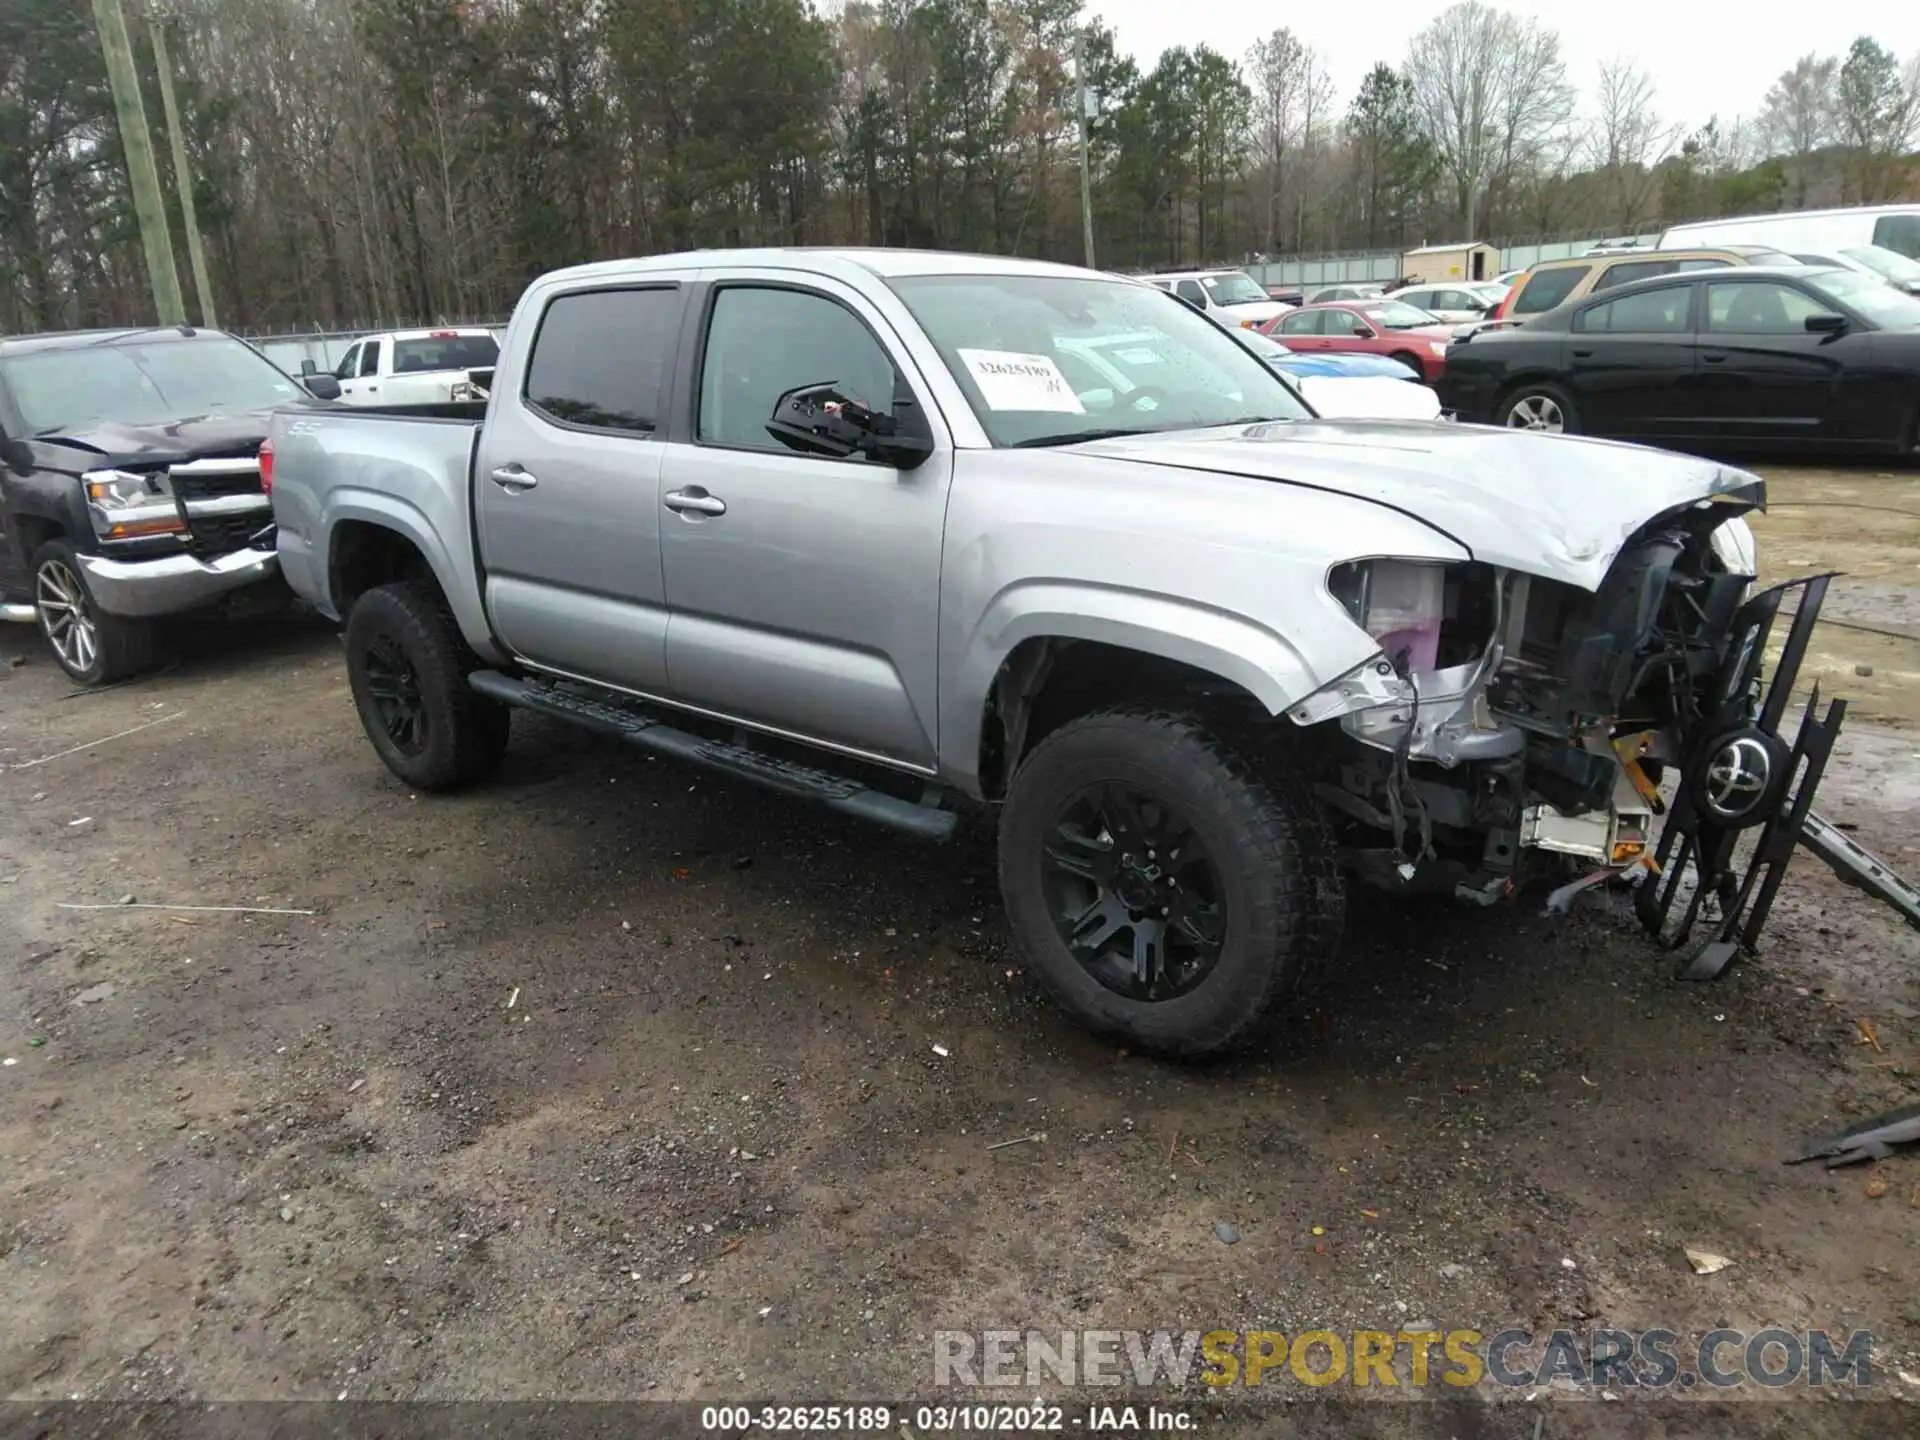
[1704,736,1772,820]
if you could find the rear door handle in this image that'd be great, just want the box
[489,465,538,491]
[1701,352,1728,364]
[664,488,727,516]
[1571,348,1594,359]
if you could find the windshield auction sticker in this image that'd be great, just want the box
[956,349,1085,413]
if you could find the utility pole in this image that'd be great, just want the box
[93,0,185,325]
[148,10,217,327]
[1075,30,1096,268]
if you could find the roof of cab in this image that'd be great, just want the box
[536,247,1101,290]
[0,326,214,358]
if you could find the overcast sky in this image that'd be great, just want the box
[1085,0,1920,134]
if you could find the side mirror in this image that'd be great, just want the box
[765,382,932,470]
[299,358,317,376]
[1804,312,1848,335]
[1352,324,1376,338]
[2,436,32,472]
[302,373,343,401]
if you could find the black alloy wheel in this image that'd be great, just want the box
[1041,782,1226,1002]
[360,631,430,757]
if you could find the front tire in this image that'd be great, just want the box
[997,706,1343,1060]
[344,580,509,791]
[1498,383,1578,434]
[32,539,160,686]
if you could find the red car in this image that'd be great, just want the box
[1259,299,1457,382]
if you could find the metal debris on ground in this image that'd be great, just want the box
[57,901,318,915]
[3,711,183,770]
[1789,1102,1920,1169]
[986,1133,1044,1151]
[1855,1018,1884,1053]
[506,987,520,1010]
[1685,1247,1734,1275]
[930,1044,949,1058]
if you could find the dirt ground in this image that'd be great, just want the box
[2,461,1917,1434]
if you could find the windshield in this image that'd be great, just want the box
[1813,268,1920,327]
[1198,271,1267,305]
[888,273,1312,447]
[1,335,303,435]
[1840,245,1920,286]
[1361,300,1441,330]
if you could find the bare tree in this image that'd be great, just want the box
[1588,58,1677,231]
[1758,54,1838,205]
[1246,27,1333,251]
[1405,0,1574,236]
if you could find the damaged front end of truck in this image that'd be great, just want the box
[1288,474,1845,972]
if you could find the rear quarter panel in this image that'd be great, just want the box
[1437,333,1566,421]
[269,409,502,660]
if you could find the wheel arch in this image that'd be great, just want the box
[319,492,498,660]
[957,582,1354,800]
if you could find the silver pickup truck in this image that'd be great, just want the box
[268,248,1837,1057]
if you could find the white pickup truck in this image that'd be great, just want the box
[318,328,500,407]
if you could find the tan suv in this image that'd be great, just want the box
[1495,245,1803,322]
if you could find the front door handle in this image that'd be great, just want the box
[1701,352,1727,364]
[489,465,538,491]
[1571,348,1594,359]
[664,488,727,516]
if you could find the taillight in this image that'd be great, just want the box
[258,437,274,495]
[1493,289,1514,320]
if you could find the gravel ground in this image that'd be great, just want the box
[1,462,1916,1435]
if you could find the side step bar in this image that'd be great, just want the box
[0,602,37,624]
[467,669,960,842]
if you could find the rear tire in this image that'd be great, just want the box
[344,580,509,791]
[1498,382,1578,435]
[32,539,161,686]
[997,706,1343,1060]
[1389,350,1424,376]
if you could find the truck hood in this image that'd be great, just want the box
[1073,420,1763,590]
[27,408,289,475]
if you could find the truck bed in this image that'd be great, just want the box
[268,402,490,648]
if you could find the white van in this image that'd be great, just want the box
[1659,205,1920,261]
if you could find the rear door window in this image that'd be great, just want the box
[523,286,680,434]
[1511,265,1591,314]
[1174,280,1206,306]
[1575,285,1692,333]
[1278,310,1322,336]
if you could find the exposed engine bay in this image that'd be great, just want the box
[1294,491,1780,910]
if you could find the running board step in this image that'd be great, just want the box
[467,670,959,842]
[0,602,37,624]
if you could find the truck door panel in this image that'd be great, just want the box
[656,277,952,770]
[473,284,685,694]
